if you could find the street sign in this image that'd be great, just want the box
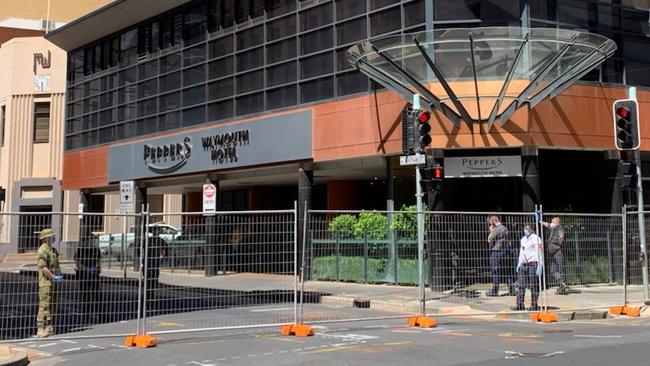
[119,180,135,213]
[400,154,426,166]
[203,183,217,215]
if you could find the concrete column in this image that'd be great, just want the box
[521,147,540,212]
[205,179,220,277]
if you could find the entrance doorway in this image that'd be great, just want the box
[18,206,52,252]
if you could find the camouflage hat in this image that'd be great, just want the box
[39,228,55,240]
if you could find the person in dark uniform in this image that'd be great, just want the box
[145,228,168,291]
[486,216,515,296]
[74,237,102,323]
[541,216,568,294]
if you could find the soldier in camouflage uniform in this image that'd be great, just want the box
[36,228,63,338]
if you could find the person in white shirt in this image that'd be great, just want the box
[513,224,543,311]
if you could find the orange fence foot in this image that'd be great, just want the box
[281,324,314,337]
[609,305,640,317]
[124,334,157,348]
[407,316,437,328]
[531,311,558,323]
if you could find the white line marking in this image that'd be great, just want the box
[278,350,288,354]
[540,351,565,358]
[250,307,294,312]
[574,335,622,338]
[110,344,129,349]
[61,347,82,353]
[88,345,105,350]
[60,340,77,344]
[38,343,58,348]
[231,356,241,359]
[217,359,227,361]
[304,346,317,350]
[201,361,212,363]
[293,348,303,352]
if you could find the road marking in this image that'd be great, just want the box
[263,352,274,355]
[498,333,542,338]
[250,307,294,312]
[88,345,105,350]
[111,344,129,349]
[38,343,58,348]
[574,335,622,338]
[444,332,472,337]
[61,347,82,353]
[363,325,389,329]
[540,351,565,358]
[159,321,183,327]
[247,354,257,358]
[316,334,379,342]
[304,346,317,350]
[60,340,77,344]
[231,356,241,359]
[186,362,215,366]
[278,350,288,354]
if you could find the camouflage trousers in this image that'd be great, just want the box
[37,285,59,331]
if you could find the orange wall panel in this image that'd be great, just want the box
[62,147,108,190]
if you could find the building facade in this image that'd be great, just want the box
[44,0,650,221]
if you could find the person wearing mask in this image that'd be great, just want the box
[513,224,543,311]
[540,216,568,294]
[75,237,102,323]
[486,216,514,296]
[36,228,62,338]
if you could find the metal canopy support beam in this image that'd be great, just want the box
[468,33,483,123]
[414,38,473,128]
[546,54,609,101]
[487,35,528,129]
[499,34,579,124]
[357,60,417,103]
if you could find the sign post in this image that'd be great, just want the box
[203,183,217,215]
[119,181,135,214]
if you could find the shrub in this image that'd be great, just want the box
[354,212,388,240]
[328,214,357,238]
[391,205,417,238]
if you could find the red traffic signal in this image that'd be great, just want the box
[613,99,639,151]
[418,111,431,123]
[616,106,629,119]
[433,166,443,180]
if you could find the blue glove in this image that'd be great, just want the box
[535,211,542,223]
[515,263,521,273]
[53,275,63,283]
[535,265,543,277]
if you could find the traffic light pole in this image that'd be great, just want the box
[416,161,426,315]
[629,86,649,301]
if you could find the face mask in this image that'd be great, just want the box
[523,229,531,237]
[550,223,557,229]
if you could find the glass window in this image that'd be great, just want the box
[337,71,367,96]
[337,17,366,45]
[99,109,114,126]
[530,0,556,21]
[237,47,264,71]
[183,84,206,106]
[300,3,333,31]
[33,102,50,143]
[138,79,157,99]
[183,64,206,86]
[209,35,234,58]
[208,56,234,79]
[300,76,333,103]
[267,61,297,87]
[301,52,333,79]
[184,44,206,67]
[237,25,264,50]
[183,3,207,45]
[138,97,157,117]
[159,110,181,131]
[120,29,137,66]
[183,105,206,126]
[268,15,296,42]
[404,0,425,27]
[100,91,115,109]
[208,78,234,100]
[160,16,175,48]
[267,38,297,64]
[336,0,366,20]
[119,67,137,86]
[267,0,295,18]
[236,69,264,94]
[267,85,297,109]
[236,92,264,115]
[159,91,181,112]
[208,99,234,120]
[336,47,354,71]
[116,121,136,139]
[222,0,235,28]
[207,0,221,32]
[98,126,115,144]
[160,71,181,93]
[150,21,160,52]
[82,130,98,147]
[161,52,182,74]
[300,27,333,55]
[370,7,401,36]
[236,0,251,23]
[136,116,158,136]
[139,59,158,80]
[371,0,399,11]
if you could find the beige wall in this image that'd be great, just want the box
[0,37,66,214]
[0,0,114,24]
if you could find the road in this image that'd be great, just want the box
[13,315,650,366]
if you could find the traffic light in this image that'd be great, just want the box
[415,110,432,153]
[419,166,443,192]
[617,160,637,190]
[432,166,443,181]
[613,99,640,151]
[402,108,416,154]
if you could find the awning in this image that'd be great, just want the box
[347,27,617,129]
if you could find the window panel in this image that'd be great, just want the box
[237,25,264,50]
[337,71,367,96]
[183,3,207,45]
[371,0,399,11]
[136,116,158,136]
[236,92,264,115]
[267,61,297,87]
[336,47,354,71]
[159,110,181,131]
[208,99,234,120]
[160,71,181,93]
[336,0,366,20]
[268,15,296,42]
[98,126,115,144]
[0,105,5,146]
[183,105,206,126]
[267,85,297,109]
[159,91,181,112]
[183,84,206,106]
[370,7,401,36]
[300,76,333,103]
[404,0,426,27]
[160,52,182,73]
[337,17,366,45]
[184,44,206,67]
[209,35,234,58]
[139,60,158,80]
[237,47,264,71]
[138,79,158,99]
[300,27,333,55]
[301,52,333,79]
[300,3,333,31]
[267,38,297,64]
[183,64,206,86]
[236,69,264,94]
[267,0,295,18]
[99,109,114,126]
[138,97,157,117]
[208,56,234,79]
[208,78,234,100]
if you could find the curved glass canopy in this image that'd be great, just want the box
[347,27,617,128]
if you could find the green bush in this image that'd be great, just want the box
[391,205,417,238]
[354,212,388,240]
[311,255,425,285]
[328,214,357,238]
[565,256,611,285]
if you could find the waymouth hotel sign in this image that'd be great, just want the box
[444,156,522,178]
[108,110,312,182]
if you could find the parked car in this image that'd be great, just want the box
[97,223,182,259]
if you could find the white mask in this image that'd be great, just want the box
[550,223,557,229]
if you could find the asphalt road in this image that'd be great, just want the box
[12,315,650,366]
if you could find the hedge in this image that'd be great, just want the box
[310,255,429,285]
